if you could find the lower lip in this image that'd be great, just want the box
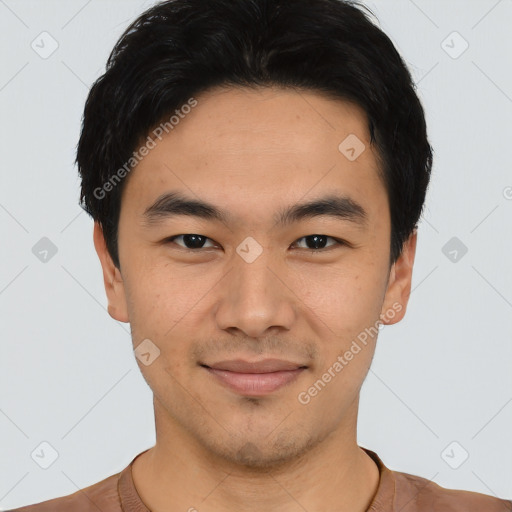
[204,367,305,396]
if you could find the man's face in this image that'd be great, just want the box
[95,86,415,469]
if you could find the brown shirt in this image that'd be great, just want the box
[8,448,512,511]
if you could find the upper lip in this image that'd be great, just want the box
[202,358,307,373]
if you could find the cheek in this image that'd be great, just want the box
[295,258,386,334]
[122,258,221,358]
[124,258,187,317]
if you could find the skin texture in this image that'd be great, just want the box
[94,86,417,512]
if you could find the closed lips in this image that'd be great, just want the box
[201,359,308,373]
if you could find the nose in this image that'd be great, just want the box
[214,247,297,338]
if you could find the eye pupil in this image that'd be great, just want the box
[183,234,206,249]
[307,235,328,249]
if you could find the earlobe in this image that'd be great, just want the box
[380,229,418,326]
[93,222,130,323]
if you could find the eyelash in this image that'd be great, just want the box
[164,234,347,254]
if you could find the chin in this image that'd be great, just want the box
[204,428,319,472]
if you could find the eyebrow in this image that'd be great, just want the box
[142,191,368,229]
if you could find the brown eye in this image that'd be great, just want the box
[293,235,343,251]
[166,234,216,250]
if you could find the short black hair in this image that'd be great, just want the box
[76,0,433,270]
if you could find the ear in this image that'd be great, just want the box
[93,221,129,323]
[379,229,418,326]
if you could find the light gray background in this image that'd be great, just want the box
[1,0,511,509]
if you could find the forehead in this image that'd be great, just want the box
[121,86,388,229]
[180,85,372,159]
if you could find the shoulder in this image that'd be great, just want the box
[6,472,122,512]
[393,469,512,512]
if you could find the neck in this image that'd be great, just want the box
[132,400,380,512]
